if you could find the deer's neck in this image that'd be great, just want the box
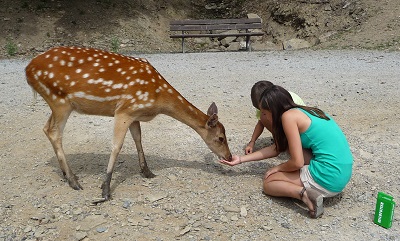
[161,95,208,134]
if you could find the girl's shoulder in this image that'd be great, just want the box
[282,108,304,122]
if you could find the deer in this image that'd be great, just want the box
[26,46,232,203]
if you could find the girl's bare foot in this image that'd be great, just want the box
[299,187,324,218]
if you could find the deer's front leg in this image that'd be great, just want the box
[100,114,133,201]
[129,121,155,178]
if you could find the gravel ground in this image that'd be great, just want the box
[0,50,399,240]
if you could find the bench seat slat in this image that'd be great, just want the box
[170,18,261,25]
[170,23,262,31]
[170,32,264,38]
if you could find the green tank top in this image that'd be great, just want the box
[299,109,353,192]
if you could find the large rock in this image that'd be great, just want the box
[283,38,312,50]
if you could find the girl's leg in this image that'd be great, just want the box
[263,170,303,199]
[263,170,319,216]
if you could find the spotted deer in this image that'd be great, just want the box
[26,46,232,202]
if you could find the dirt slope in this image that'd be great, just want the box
[0,0,399,57]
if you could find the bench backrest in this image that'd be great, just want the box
[170,18,262,31]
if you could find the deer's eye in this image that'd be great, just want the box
[219,137,225,143]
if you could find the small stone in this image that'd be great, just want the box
[122,200,131,209]
[75,231,87,241]
[96,227,107,233]
[240,206,248,217]
[179,225,191,236]
[220,215,228,223]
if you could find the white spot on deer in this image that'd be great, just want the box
[138,104,144,109]
[178,96,183,102]
[82,73,90,79]
[87,56,93,61]
[123,84,128,89]
[100,80,111,86]
[122,94,133,99]
[70,81,76,86]
[93,54,99,57]
[99,68,105,72]
[48,64,53,68]
[137,92,149,101]
[167,89,173,94]
[52,56,58,61]
[52,94,57,100]
[105,88,111,93]
[60,98,65,104]
[78,59,84,64]
[93,63,100,67]
[103,55,109,59]
[121,71,126,75]
[117,68,122,72]
[151,78,156,83]
[129,66,134,70]
[189,106,194,112]
[129,81,135,86]
[45,54,50,58]
[163,84,168,88]
[88,78,104,84]
[61,51,67,54]
[48,72,54,79]
[115,60,120,64]
[158,74,162,79]
[53,82,57,87]
[60,60,66,66]
[126,76,131,81]
[65,75,70,80]
[132,70,138,75]
[69,57,76,61]
[112,83,123,89]
[70,92,122,102]
[67,62,73,67]
[76,69,82,74]
[37,70,42,76]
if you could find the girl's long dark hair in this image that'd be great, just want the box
[260,84,330,152]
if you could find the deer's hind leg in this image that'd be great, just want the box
[129,121,155,178]
[43,105,81,190]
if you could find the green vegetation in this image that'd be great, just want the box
[110,36,120,53]
[5,40,18,56]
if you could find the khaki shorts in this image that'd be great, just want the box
[300,165,340,198]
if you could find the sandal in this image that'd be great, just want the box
[300,187,324,218]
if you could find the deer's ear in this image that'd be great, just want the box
[207,102,218,116]
[206,113,219,128]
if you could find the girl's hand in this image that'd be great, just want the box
[245,142,254,154]
[220,155,242,166]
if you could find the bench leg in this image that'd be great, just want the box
[246,36,251,52]
[181,38,185,53]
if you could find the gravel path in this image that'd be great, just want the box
[0,50,399,240]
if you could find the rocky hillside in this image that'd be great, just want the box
[1,0,399,57]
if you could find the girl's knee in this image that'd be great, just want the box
[263,179,272,195]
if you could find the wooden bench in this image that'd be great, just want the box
[170,18,264,53]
